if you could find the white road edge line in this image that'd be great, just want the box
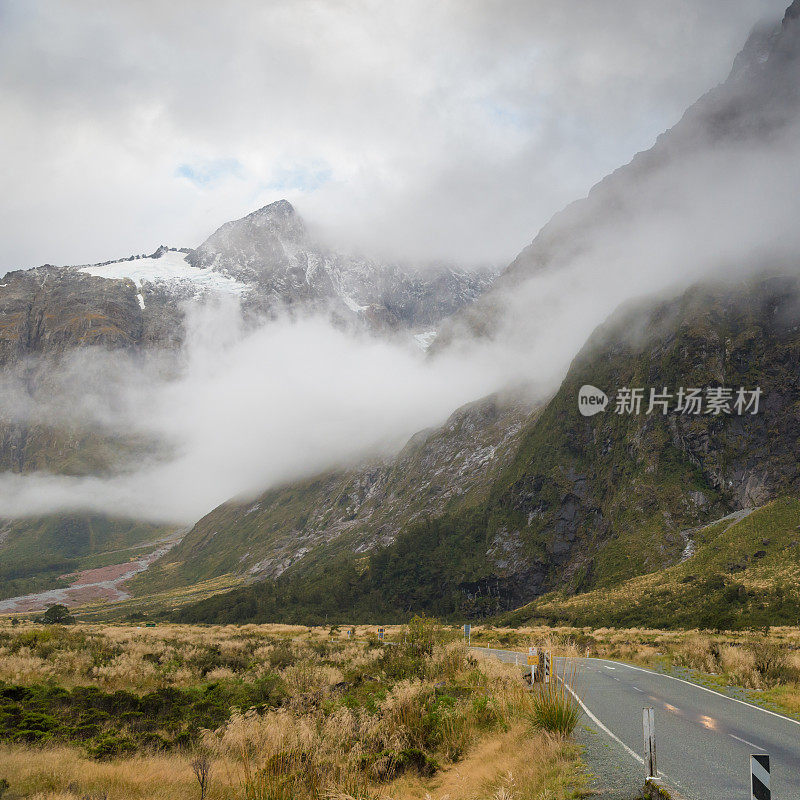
[590,658,800,728]
[561,680,644,766]
[562,679,674,786]
[477,649,679,789]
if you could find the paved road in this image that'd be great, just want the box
[475,647,800,799]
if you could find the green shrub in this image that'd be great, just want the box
[470,694,504,731]
[86,733,138,759]
[268,643,295,670]
[528,682,580,737]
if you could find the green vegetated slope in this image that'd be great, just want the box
[0,515,175,600]
[176,274,800,625]
[134,393,533,595]
[505,496,800,629]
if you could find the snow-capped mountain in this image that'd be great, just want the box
[59,200,496,347]
[188,199,497,333]
[0,201,498,479]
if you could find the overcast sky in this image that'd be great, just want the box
[0,0,788,271]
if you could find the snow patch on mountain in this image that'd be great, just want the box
[342,294,368,313]
[414,331,437,351]
[80,250,248,295]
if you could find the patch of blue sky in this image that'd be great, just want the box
[175,158,244,186]
[481,100,531,131]
[267,161,333,193]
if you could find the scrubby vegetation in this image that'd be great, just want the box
[173,510,511,626]
[527,668,580,737]
[0,619,583,800]
[507,497,800,630]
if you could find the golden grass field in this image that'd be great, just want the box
[4,616,798,799]
[0,620,585,800]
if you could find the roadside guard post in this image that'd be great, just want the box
[643,708,657,780]
[464,623,471,645]
[537,650,551,684]
[528,647,538,683]
[751,754,770,800]
[377,627,385,641]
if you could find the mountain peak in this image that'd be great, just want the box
[249,199,295,219]
[785,0,800,23]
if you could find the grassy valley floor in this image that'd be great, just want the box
[0,621,585,800]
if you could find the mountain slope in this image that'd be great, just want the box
[437,0,800,349]
[173,2,800,626]
[134,392,534,594]
[505,496,800,630]
[175,272,800,624]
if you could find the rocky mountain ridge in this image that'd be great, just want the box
[189,199,497,332]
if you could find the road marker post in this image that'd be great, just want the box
[536,650,551,684]
[464,623,471,645]
[642,707,657,780]
[751,754,770,800]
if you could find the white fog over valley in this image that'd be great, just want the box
[1,0,798,526]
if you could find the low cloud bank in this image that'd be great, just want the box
[0,305,509,523]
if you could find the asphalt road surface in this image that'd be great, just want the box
[476,647,800,799]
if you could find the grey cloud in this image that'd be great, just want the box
[0,0,787,270]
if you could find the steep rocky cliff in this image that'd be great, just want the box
[484,273,800,599]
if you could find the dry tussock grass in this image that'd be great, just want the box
[0,745,235,800]
[0,621,583,800]
[386,724,580,800]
